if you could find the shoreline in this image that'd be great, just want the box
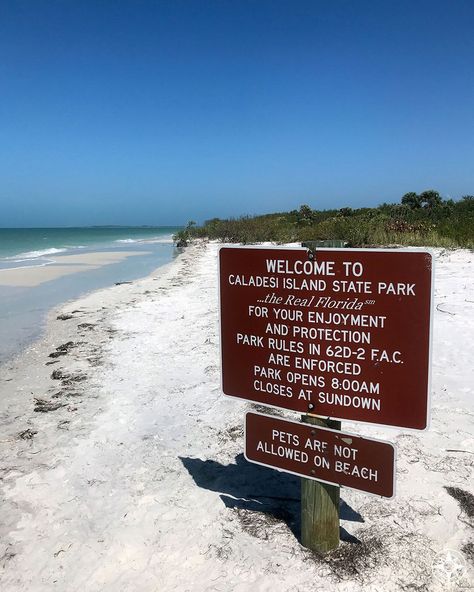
[0,241,178,366]
[0,251,153,288]
[0,243,184,386]
[0,241,472,592]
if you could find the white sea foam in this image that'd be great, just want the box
[8,247,68,260]
[115,235,173,245]
[4,245,87,262]
[146,236,174,244]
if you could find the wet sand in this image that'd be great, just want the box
[0,251,151,287]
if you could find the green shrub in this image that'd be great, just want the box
[182,192,473,248]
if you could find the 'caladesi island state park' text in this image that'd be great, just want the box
[220,248,432,429]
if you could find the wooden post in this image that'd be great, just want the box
[301,415,341,554]
[300,240,344,553]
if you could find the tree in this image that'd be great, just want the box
[338,207,354,217]
[296,204,315,225]
[401,192,421,209]
[419,190,442,209]
[173,220,197,247]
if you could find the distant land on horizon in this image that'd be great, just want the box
[1,192,472,231]
[0,224,184,230]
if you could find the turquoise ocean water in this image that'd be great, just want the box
[0,226,180,268]
[0,226,182,364]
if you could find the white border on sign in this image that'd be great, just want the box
[243,410,397,499]
[218,244,434,432]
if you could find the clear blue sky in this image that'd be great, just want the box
[1,0,473,226]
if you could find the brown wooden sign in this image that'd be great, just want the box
[220,247,433,429]
[245,412,395,497]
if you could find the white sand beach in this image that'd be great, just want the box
[0,242,472,591]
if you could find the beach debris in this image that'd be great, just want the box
[51,390,81,399]
[446,449,474,454]
[53,544,72,558]
[18,428,38,440]
[45,360,60,365]
[217,425,243,444]
[87,478,106,486]
[115,281,133,285]
[57,420,70,430]
[436,303,456,315]
[48,341,76,358]
[51,369,87,385]
[445,486,474,524]
[51,369,66,380]
[34,398,64,413]
[65,391,82,398]
[61,373,87,386]
[78,323,96,331]
[0,547,16,568]
[57,314,74,321]
[233,506,289,542]
[462,542,474,564]
[57,341,76,351]
[86,356,103,366]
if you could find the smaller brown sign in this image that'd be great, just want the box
[245,412,395,498]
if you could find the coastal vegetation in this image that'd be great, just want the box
[174,191,474,248]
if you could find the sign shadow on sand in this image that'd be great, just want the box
[180,454,364,544]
